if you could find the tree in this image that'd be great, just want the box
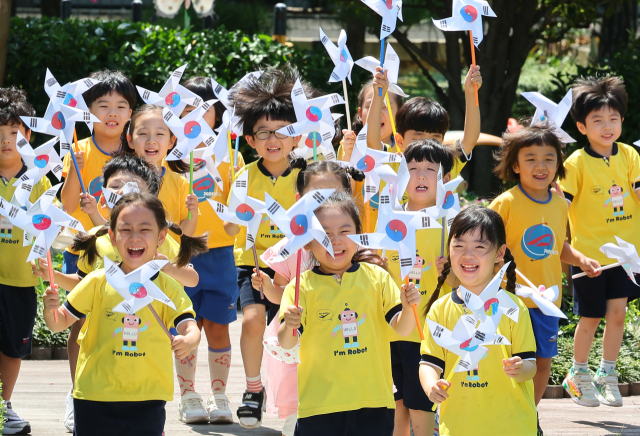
[0,0,10,86]
[41,0,62,18]
[596,2,638,63]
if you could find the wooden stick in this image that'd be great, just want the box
[252,244,264,300]
[188,151,193,220]
[342,79,352,131]
[47,250,58,323]
[148,304,192,367]
[497,326,517,388]
[572,261,622,279]
[440,217,446,257]
[469,31,479,107]
[514,268,544,297]
[293,250,302,337]
[72,130,86,194]
[404,275,425,340]
[227,130,236,182]
[431,355,461,411]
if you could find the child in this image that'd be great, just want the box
[170,76,246,424]
[420,206,537,436]
[42,193,202,436]
[559,76,640,407]
[225,65,310,428]
[278,191,421,435]
[0,87,49,434]
[121,104,199,238]
[251,159,365,436]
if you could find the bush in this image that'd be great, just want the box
[32,251,69,348]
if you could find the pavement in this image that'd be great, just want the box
[9,314,640,435]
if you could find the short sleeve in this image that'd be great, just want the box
[627,146,640,192]
[337,141,346,161]
[489,194,510,226]
[66,273,99,316]
[559,155,580,199]
[62,151,71,178]
[420,301,446,372]
[279,279,307,330]
[510,305,536,360]
[379,267,401,323]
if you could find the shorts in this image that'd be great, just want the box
[0,285,37,359]
[529,308,559,358]
[572,265,640,318]
[294,408,394,436]
[186,246,239,325]
[237,265,280,324]
[62,251,79,275]
[390,341,435,412]
[73,399,165,436]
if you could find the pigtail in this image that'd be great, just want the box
[503,248,517,294]
[167,160,190,174]
[71,225,109,267]
[119,120,133,154]
[351,249,387,271]
[167,222,209,268]
[346,167,365,182]
[423,257,451,317]
[289,156,308,171]
[352,113,364,135]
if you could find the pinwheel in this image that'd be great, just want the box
[319,27,355,130]
[44,69,102,133]
[12,131,63,206]
[514,281,566,319]
[291,131,338,162]
[153,0,214,19]
[276,79,344,162]
[209,171,267,297]
[264,189,335,335]
[432,0,496,105]
[204,108,238,182]
[521,89,575,143]
[136,64,201,116]
[101,182,141,210]
[572,236,640,284]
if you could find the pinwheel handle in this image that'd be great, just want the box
[430,355,461,411]
[496,327,517,388]
[572,261,622,279]
[149,305,193,367]
[469,31,479,107]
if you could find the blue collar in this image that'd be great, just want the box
[517,184,551,204]
[92,135,122,156]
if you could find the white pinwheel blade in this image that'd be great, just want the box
[26,231,50,262]
[263,193,293,235]
[245,215,263,251]
[137,86,163,105]
[515,284,566,319]
[44,69,61,98]
[309,214,333,257]
[348,233,389,250]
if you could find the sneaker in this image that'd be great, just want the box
[2,402,31,435]
[63,389,74,432]
[562,367,600,407]
[206,393,233,424]
[178,393,209,424]
[237,389,266,429]
[594,369,623,407]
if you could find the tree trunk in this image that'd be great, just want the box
[0,0,11,87]
[41,0,62,18]
[344,13,366,61]
[598,3,638,63]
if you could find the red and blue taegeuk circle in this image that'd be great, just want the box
[184,121,202,139]
[306,106,322,122]
[484,298,499,316]
[385,219,407,242]
[290,214,308,236]
[340,48,349,63]
[32,214,52,231]
[356,155,375,172]
[442,191,455,209]
[165,92,181,108]
[128,282,148,299]
[235,203,255,222]
[63,93,77,107]
[521,223,554,261]
[34,155,49,169]
[384,0,393,10]
[306,132,322,148]
[52,111,66,130]
[460,338,479,352]
[460,5,478,22]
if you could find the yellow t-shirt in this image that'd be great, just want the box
[65,269,195,402]
[387,226,451,342]
[560,143,640,264]
[421,291,537,436]
[62,137,117,253]
[279,262,402,419]
[159,165,199,243]
[0,168,52,287]
[231,159,300,268]
[180,148,245,249]
[490,186,568,308]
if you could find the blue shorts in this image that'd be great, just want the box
[390,341,434,411]
[529,308,559,358]
[185,246,239,325]
[62,251,79,275]
[237,265,279,324]
[572,265,640,318]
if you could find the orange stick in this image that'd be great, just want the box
[293,250,302,337]
[405,275,425,340]
[469,31,479,107]
[47,250,58,323]
[365,201,371,233]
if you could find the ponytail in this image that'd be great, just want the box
[71,225,109,267]
[167,222,209,268]
[119,120,132,153]
[345,166,365,182]
[503,248,517,294]
[424,256,451,317]
[351,249,387,271]
[292,159,365,195]
[166,159,190,174]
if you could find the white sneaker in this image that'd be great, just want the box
[562,367,600,407]
[206,393,233,424]
[63,389,74,432]
[594,369,624,407]
[178,393,209,424]
[2,402,31,435]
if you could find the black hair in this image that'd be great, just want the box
[403,139,457,175]
[102,155,163,197]
[352,80,404,135]
[570,76,628,125]
[119,104,189,174]
[289,158,365,195]
[82,69,136,109]
[181,76,227,130]
[72,192,208,269]
[0,87,35,130]
[423,206,517,316]
[395,97,449,137]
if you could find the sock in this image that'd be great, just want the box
[246,374,263,393]
[573,360,589,373]
[208,346,231,395]
[176,347,198,397]
[599,358,616,374]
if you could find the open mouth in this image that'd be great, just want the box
[333,249,346,258]
[1,147,13,153]
[127,247,145,258]
[532,173,547,181]
[266,146,281,153]
[601,133,614,140]
[145,148,159,156]
[461,263,479,273]
[105,121,119,127]
[415,185,428,192]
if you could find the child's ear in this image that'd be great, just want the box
[108,228,116,246]
[576,121,587,136]
[157,227,167,247]
[395,132,404,148]
[168,135,177,149]
[245,135,257,150]
[303,242,312,252]
[22,128,31,142]
[295,192,301,201]
[495,244,507,263]
[512,162,520,174]
[443,172,451,184]
[127,133,134,149]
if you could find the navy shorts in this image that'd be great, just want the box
[62,251,79,275]
[529,308,559,358]
[390,341,434,412]
[237,265,279,324]
[0,285,37,359]
[186,246,239,325]
[73,399,165,436]
[294,408,394,436]
[572,265,640,318]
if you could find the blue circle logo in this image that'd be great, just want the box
[521,223,554,260]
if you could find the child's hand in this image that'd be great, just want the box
[79,193,98,216]
[435,256,447,275]
[252,269,276,294]
[342,129,356,160]
[185,194,198,214]
[171,334,194,360]
[380,256,389,270]
[73,151,85,171]
[503,356,524,378]
[464,65,482,94]
[43,285,60,312]
[373,66,390,97]
[229,166,240,184]
[31,257,50,281]
[426,379,451,404]
[401,282,421,307]
[579,257,601,278]
[283,305,302,330]
[550,181,565,199]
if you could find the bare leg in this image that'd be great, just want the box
[0,353,21,401]
[602,298,627,362]
[408,409,436,436]
[67,317,85,386]
[240,304,267,378]
[533,356,552,405]
[203,319,231,349]
[393,399,410,436]
[573,316,601,364]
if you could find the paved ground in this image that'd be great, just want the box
[9,314,640,435]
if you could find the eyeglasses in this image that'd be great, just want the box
[253,129,289,140]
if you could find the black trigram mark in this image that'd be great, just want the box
[46,78,58,87]
[192,97,202,107]
[280,248,290,257]
[473,37,479,45]
[331,72,340,81]
[122,302,132,313]
[19,174,29,182]
[268,203,280,215]
[84,79,94,88]
[483,6,488,14]
[400,258,413,267]
[447,217,455,227]
[56,91,66,99]
[204,137,215,146]
[458,360,470,369]
[325,151,336,160]
[214,84,223,94]
[68,219,79,228]
[286,125,295,135]
[380,195,390,204]
[331,94,340,104]
[439,20,448,29]
[321,35,329,45]
[421,216,431,228]
[357,133,367,142]
[365,186,377,193]
[236,180,247,188]
[83,112,91,121]
[321,235,330,247]
[312,192,326,203]
[322,131,333,141]
[150,261,161,270]
[172,70,183,79]
[53,165,62,174]
[433,325,444,338]
[17,138,28,148]
[201,102,210,111]
[107,264,118,275]
[215,203,224,213]
[143,90,150,100]
[61,143,71,152]
[437,173,442,182]
[507,308,517,316]
[108,192,118,204]
[20,183,32,192]
[163,111,173,122]
[30,118,38,129]
[387,53,397,62]
[464,315,475,325]
[172,150,183,159]
[45,189,56,196]
[382,24,391,33]
[33,245,45,256]
[359,235,369,245]
[494,336,504,344]
[474,331,486,342]
[214,176,222,184]
[293,88,304,97]
[464,292,471,304]
[247,233,255,243]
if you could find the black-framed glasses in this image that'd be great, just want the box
[253,129,289,140]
